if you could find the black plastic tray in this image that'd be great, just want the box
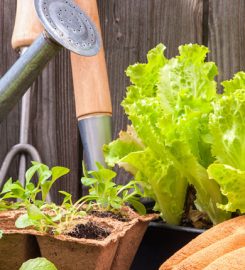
[130,221,204,270]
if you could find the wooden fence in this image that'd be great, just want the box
[1,0,245,202]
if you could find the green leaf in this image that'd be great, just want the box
[104,126,144,167]
[59,191,72,204]
[27,205,46,221]
[15,214,34,228]
[209,88,245,170]
[39,170,52,185]
[128,199,146,215]
[222,71,245,95]
[41,166,69,201]
[25,163,43,185]
[208,164,245,213]
[91,168,117,181]
[19,258,57,270]
[1,178,13,194]
[51,166,70,183]
[0,230,3,239]
[81,177,97,186]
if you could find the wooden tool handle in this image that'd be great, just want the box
[71,0,112,119]
[11,0,43,50]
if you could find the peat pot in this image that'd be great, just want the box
[131,221,204,270]
[0,208,156,270]
[0,210,40,270]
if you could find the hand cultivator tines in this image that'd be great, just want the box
[0,0,100,191]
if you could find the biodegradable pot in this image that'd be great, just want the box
[36,216,122,270]
[36,209,156,270]
[36,232,118,270]
[131,221,204,270]
[0,211,40,270]
[0,230,41,270]
[111,209,156,270]
[0,208,156,269]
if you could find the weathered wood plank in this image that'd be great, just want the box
[0,0,20,181]
[97,0,204,184]
[29,52,81,203]
[208,0,245,85]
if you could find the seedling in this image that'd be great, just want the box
[80,162,146,215]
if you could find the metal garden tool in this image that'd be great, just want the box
[0,0,100,188]
[71,0,112,171]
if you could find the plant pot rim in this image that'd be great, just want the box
[149,221,205,234]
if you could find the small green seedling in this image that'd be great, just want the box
[81,162,146,214]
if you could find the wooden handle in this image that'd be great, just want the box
[71,0,112,119]
[11,0,43,50]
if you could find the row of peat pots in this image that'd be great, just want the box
[0,208,158,270]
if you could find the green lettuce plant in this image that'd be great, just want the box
[104,43,245,226]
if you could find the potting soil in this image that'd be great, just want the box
[67,221,111,240]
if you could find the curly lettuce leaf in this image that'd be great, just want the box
[103,126,144,168]
[222,71,245,95]
[158,44,217,167]
[208,164,245,213]
[209,88,245,170]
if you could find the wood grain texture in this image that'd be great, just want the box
[0,0,20,182]
[208,0,245,86]
[97,0,203,184]
[28,51,81,203]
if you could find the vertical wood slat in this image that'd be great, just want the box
[97,0,204,184]
[0,0,20,181]
[208,0,245,86]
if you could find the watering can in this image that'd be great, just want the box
[0,0,112,186]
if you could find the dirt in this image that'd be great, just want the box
[90,210,130,222]
[181,185,212,229]
[67,222,111,240]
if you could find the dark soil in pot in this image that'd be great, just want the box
[67,221,111,239]
[89,210,130,222]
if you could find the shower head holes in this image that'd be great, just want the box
[35,0,100,56]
